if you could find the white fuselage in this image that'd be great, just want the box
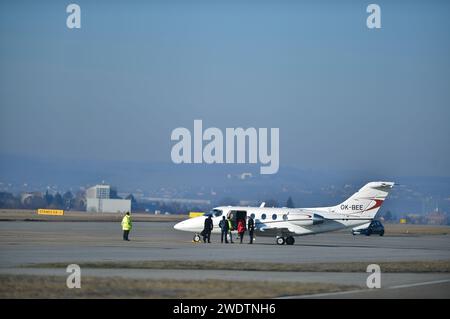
[173,182,394,240]
[174,206,373,237]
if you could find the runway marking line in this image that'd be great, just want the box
[388,278,450,289]
[281,278,450,298]
[280,289,370,299]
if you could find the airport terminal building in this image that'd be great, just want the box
[86,185,131,213]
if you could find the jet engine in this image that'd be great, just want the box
[290,213,324,226]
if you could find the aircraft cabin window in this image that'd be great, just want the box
[272,214,277,220]
[250,213,255,219]
[261,214,266,220]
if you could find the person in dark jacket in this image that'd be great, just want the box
[248,216,255,244]
[202,215,213,243]
[219,216,229,243]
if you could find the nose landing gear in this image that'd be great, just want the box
[193,234,201,243]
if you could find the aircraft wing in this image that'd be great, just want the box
[258,223,298,236]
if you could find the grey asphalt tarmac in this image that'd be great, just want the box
[1,221,449,266]
[0,221,449,298]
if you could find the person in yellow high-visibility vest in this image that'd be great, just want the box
[121,212,132,241]
[227,217,234,243]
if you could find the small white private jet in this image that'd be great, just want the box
[173,181,394,245]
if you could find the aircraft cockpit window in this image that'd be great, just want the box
[206,209,223,217]
[261,214,266,220]
[213,209,223,217]
[272,214,277,220]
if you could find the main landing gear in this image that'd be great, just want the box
[276,236,295,245]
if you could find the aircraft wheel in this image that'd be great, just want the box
[286,236,295,245]
[193,234,201,242]
[276,237,285,245]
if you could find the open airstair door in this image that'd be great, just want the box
[228,210,247,230]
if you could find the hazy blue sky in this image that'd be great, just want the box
[1,0,449,177]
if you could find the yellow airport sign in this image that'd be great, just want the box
[400,218,407,224]
[37,209,64,216]
[189,212,204,218]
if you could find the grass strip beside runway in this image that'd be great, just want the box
[26,260,450,273]
[0,275,357,298]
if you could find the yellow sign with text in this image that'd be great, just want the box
[37,209,64,216]
[189,212,204,218]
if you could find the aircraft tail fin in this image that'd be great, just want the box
[333,181,394,218]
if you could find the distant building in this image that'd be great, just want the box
[425,210,448,225]
[404,213,425,224]
[86,185,131,213]
[239,173,252,180]
[86,185,110,199]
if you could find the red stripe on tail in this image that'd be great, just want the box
[366,199,384,211]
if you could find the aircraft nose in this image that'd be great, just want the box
[173,220,185,230]
[173,217,203,232]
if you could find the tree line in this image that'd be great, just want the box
[0,190,297,214]
[0,190,86,211]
